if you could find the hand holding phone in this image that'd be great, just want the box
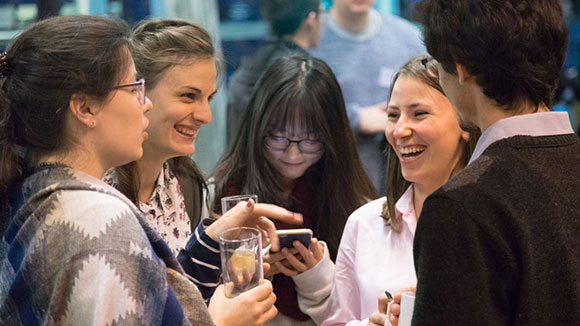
[276,228,313,250]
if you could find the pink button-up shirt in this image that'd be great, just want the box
[322,186,418,326]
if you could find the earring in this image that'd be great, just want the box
[89,121,95,128]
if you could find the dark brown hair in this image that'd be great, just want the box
[213,55,377,260]
[114,19,217,205]
[0,15,131,197]
[414,0,568,111]
[262,0,321,37]
[381,55,479,233]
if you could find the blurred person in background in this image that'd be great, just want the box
[310,0,424,195]
[226,0,323,146]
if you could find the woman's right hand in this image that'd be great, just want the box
[381,286,416,326]
[208,279,277,326]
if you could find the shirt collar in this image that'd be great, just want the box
[394,185,417,235]
[469,111,574,165]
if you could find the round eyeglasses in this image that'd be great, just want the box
[112,78,146,105]
[264,136,324,154]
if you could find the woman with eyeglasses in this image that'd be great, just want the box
[321,55,480,326]
[209,55,377,326]
[0,15,182,324]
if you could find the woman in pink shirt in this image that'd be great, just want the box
[322,55,479,326]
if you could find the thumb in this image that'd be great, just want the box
[378,294,390,313]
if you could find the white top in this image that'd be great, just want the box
[322,186,418,326]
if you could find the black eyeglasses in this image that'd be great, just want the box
[112,78,146,105]
[264,136,325,154]
[421,57,440,79]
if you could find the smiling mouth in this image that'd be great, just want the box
[175,126,196,137]
[399,146,426,159]
[283,162,303,166]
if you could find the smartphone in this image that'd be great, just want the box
[276,228,313,250]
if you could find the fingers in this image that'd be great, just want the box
[262,262,270,275]
[257,217,279,252]
[389,303,401,318]
[281,247,307,273]
[389,314,399,326]
[260,301,278,324]
[245,279,274,301]
[368,311,386,326]
[292,240,316,267]
[378,293,390,314]
[310,238,324,261]
[274,261,299,277]
[252,203,303,225]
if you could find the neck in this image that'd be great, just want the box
[413,182,440,218]
[291,33,309,49]
[136,151,167,203]
[329,6,370,33]
[38,147,104,180]
[475,95,550,132]
[279,176,296,199]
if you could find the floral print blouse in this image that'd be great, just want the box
[104,162,191,256]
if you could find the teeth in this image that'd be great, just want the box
[399,146,425,155]
[175,126,195,137]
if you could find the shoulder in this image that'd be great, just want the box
[49,190,144,237]
[345,197,387,229]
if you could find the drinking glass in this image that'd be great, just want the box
[219,227,263,297]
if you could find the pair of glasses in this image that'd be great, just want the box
[264,136,324,154]
[112,78,146,105]
[421,57,440,79]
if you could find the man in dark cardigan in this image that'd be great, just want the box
[407,0,580,325]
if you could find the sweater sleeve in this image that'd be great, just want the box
[412,195,515,326]
[177,219,221,300]
[346,103,361,132]
[321,218,368,326]
[292,241,334,325]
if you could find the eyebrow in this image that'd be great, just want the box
[388,103,424,110]
[180,86,218,97]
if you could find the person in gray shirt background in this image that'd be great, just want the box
[310,0,424,194]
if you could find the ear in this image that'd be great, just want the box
[303,11,318,29]
[461,130,470,142]
[455,63,472,85]
[69,93,99,128]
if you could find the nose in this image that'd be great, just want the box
[285,142,302,159]
[143,96,153,113]
[391,117,413,140]
[194,98,212,125]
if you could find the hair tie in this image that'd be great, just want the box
[0,52,13,79]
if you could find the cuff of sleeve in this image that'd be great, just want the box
[198,218,220,250]
[347,103,361,132]
[292,241,334,293]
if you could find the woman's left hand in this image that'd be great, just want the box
[272,238,324,277]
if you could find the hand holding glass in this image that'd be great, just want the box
[219,227,263,298]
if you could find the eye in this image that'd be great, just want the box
[414,110,428,117]
[387,111,399,119]
[182,93,197,100]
